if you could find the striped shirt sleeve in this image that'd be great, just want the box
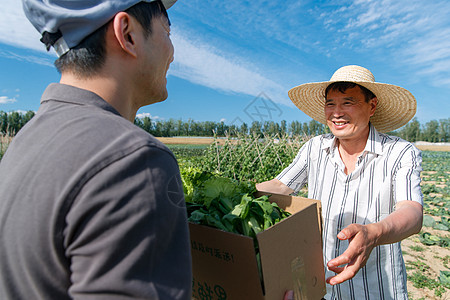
[393,144,423,205]
[276,139,311,192]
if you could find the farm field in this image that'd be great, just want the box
[158,137,450,152]
[167,139,450,300]
[403,151,450,299]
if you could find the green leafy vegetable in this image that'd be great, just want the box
[418,232,450,248]
[439,270,450,287]
[181,169,292,287]
[181,169,291,238]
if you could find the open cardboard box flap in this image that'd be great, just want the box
[255,192,325,300]
[190,193,325,300]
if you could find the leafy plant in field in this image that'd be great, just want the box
[420,150,450,236]
[167,144,208,160]
[418,232,450,248]
[439,271,450,288]
[422,184,442,195]
[442,255,450,269]
[424,204,450,218]
[422,215,450,231]
[406,260,430,272]
[409,245,425,252]
[406,260,449,297]
[422,151,450,173]
[200,133,305,183]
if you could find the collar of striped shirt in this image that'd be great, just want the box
[320,122,384,157]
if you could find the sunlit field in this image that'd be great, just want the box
[168,138,450,300]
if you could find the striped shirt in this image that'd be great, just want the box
[277,124,423,300]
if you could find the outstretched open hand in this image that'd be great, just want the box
[326,223,378,285]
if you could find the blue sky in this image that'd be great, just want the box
[1,0,449,128]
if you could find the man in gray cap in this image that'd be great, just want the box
[0,1,191,299]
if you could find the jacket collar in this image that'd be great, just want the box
[41,83,121,117]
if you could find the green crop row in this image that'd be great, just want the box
[422,151,450,173]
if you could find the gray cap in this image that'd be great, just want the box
[22,0,177,57]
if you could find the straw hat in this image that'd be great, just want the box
[288,65,417,133]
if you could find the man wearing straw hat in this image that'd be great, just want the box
[257,65,423,299]
[0,1,192,299]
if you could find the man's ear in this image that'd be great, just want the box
[112,12,138,58]
[369,97,378,117]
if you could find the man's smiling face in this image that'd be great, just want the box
[324,85,377,142]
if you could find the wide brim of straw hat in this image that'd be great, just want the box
[288,65,417,133]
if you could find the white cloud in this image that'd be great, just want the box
[136,112,151,118]
[136,112,152,118]
[0,49,54,67]
[322,0,450,88]
[0,96,17,104]
[0,2,46,53]
[136,112,164,120]
[9,110,33,115]
[169,30,288,104]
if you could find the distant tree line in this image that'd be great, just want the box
[0,111,35,135]
[133,116,330,137]
[129,116,450,143]
[389,117,450,143]
[1,110,449,143]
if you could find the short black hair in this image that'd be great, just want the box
[54,0,170,76]
[324,82,376,103]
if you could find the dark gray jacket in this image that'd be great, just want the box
[0,83,192,299]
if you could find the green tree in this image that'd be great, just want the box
[183,120,191,136]
[239,122,248,135]
[23,111,35,124]
[250,121,262,137]
[0,111,8,134]
[280,120,287,135]
[400,117,421,142]
[438,118,450,142]
[153,121,163,137]
[302,122,310,136]
[7,112,21,135]
[289,121,302,136]
[423,120,439,142]
[308,120,326,136]
[141,116,152,133]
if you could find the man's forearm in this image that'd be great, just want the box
[368,200,423,246]
[256,179,294,195]
[326,200,423,285]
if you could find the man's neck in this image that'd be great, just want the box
[337,125,370,155]
[60,72,137,122]
[336,127,370,174]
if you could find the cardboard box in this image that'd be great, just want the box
[189,192,326,300]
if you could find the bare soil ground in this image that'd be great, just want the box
[403,230,450,299]
[157,137,225,145]
[416,145,450,152]
[403,166,450,300]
